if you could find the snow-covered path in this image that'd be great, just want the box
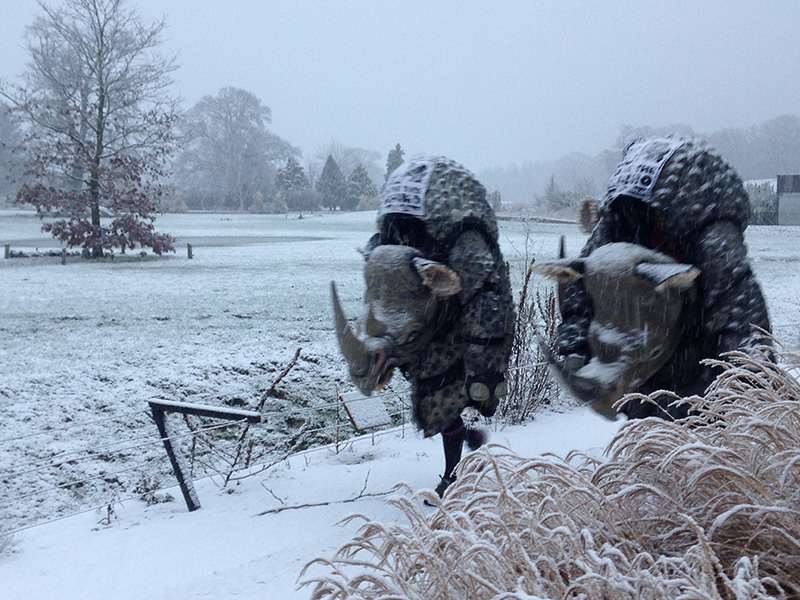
[1,407,621,599]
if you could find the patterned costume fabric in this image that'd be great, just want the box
[558,137,771,418]
[370,157,514,436]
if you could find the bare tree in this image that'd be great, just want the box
[0,102,25,203]
[314,140,381,187]
[305,155,321,191]
[175,87,298,212]
[1,0,179,256]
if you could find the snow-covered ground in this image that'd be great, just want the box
[1,409,623,599]
[0,209,589,532]
[1,209,798,599]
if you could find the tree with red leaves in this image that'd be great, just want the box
[1,0,179,257]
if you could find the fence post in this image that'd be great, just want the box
[61,248,67,265]
[149,404,201,512]
[4,244,9,259]
[187,243,193,259]
[147,399,261,511]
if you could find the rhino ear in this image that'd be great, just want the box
[635,262,700,292]
[364,305,387,337]
[531,259,585,283]
[411,257,462,298]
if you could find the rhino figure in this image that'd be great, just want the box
[533,242,700,419]
[331,244,462,401]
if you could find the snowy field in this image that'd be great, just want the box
[1,209,799,598]
[0,209,591,530]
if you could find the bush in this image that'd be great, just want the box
[251,190,287,214]
[498,259,559,424]
[746,181,778,225]
[301,342,800,599]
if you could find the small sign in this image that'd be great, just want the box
[606,137,682,202]
[379,159,436,217]
[340,390,392,431]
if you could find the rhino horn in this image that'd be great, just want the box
[537,337,598,403]
[553,362,601,404]
[538,337,621,420]
[330,282,370,376]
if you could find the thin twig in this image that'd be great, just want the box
[256,472,389,516]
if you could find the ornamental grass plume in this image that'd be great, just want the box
[301,342,800,599]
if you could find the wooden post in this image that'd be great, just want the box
[4,244,9,259]
[149,404,201,512]
[147,399,260,512]
[61,248,67,265]
[187,243,193,259]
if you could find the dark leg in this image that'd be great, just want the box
[442,417,466,477]
[436,417,466,497]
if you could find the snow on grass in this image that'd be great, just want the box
[0,209,592,532]
[1,211,384,530]
[301,345,800,599]
[0,209,798,598]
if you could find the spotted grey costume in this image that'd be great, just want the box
[367,157,514,493]
[558,137,771,418]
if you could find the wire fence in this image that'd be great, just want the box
[0,407,148,445]
[0,384,413,535]
[3,311,797,536]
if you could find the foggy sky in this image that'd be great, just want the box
[2,0,799,171]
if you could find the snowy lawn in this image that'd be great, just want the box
[0,209,588,530]
[1,209,798,598]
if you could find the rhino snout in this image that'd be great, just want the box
[557,358,629,420]
[591,378,628,420]
[331,282,397,394]
[350,337,397,395]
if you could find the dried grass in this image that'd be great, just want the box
[301,343,800,599]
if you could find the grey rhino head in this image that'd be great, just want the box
[534,242,700,419]
[331,244,462,396]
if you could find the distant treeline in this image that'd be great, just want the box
[2,88,798,216]
[478,116,800,210]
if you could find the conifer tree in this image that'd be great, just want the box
[384,143,405,184]
[346,164,378,210]
[276,155,315,211]
[276,156,310,192]
[316,155,347,209]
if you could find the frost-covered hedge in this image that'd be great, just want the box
[301,343,800,599]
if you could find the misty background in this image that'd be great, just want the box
[2,0,800,212]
